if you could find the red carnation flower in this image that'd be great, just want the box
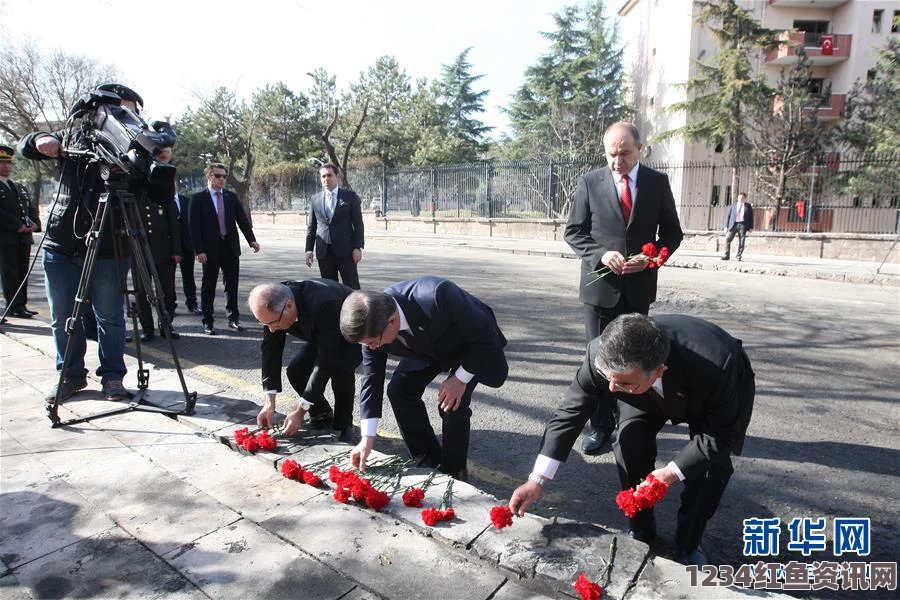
[402,487,426,507]
[255,431,277,451]
[489,505,514,529]
[334,487,351,503]
[647,261,659,270]
[657,247,670,265]
[233,427,250,444]
[364,488,390,511]
[328,465,342,483]
[351,478,372,502]
[302,470,322,487]
[441,507,456,522]
[574,573,603,600]
[641,243,658,258]
[615,489,640,518]
[280,459,302,480]
[241,436,259,452]
[421,507,443,526]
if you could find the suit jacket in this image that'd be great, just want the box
[138,193,181,264]
[359,276,508,420]
[725,201,754,231]
[189,188,256,261]
[175,193,194,255]
[565,164,683,312]
[305,187,364,259]
[540,314,754,480]
[260,279,362,392]
[0,178,40,245]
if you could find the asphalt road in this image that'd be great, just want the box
[20,230,900,597]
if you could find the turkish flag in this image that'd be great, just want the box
[821,35,834,55]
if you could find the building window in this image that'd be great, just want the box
[710,185,720,207]
[892,11,900,33]
[714,142,724,153]
[725,186,733,206]
[873,10,883,33]
[867,69,877,81]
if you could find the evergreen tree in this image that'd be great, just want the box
[436,47,491,162]
[252,82,316,164]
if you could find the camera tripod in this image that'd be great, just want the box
[47,180,196,427]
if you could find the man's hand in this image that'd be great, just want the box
[623,254,648,274]
[196,252,207,264]
[257,396,276,429]
[250,241,260,253]
[600,251,627,275]
[305,252,314,268]
[645,465,679,487]
[352,248,362,264]
[351,436,376,472]
[281,405,307,437]
[509,480,543,517]
[35,135,61,158]
[438,375,466,412]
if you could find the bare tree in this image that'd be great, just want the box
[319,99,368,188]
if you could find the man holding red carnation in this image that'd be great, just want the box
[565,122,683,456]
[509,313,755,568]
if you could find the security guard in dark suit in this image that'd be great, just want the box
[0,145,40,321]
[134,152,182,342]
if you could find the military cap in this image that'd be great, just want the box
[0,145,14,162]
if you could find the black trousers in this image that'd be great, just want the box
[583,295,648,434]
[723,224,748,258]
[317,245,360,290]
[179,251,197,308]
[285,343,355,431]
[0,243,30,311]
[386,357,477,478]
[200,239,240,326]
[136,261,175,333]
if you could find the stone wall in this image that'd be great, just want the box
[254,211,899,263]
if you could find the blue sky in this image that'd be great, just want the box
[0,0,592,137]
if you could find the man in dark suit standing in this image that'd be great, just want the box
[0,145,40,322]
[249,280,362,441]
[190,163,260,335]
[340,277,508,480]
[305,164,364,290]
[722,192,753,261]
[509,314,755,567]
[565,122,683,455]
[135,146,182,342]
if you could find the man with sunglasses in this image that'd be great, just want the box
[189,163,260,335]
[509,313,755,568]
[248,279,361,441]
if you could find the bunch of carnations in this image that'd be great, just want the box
[615,474,668,518]
[402,469,440,508]
[588,242,671,285]
[233,427,278,453]
[279,449,351,488]
[573,538,616,600]
[329,456,408,512]
[420,478,455,526]
[489,504,514,529]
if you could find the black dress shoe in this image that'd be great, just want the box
[186,304,201,315]
[139,331,155,342]
[334,426,356,443]
[677,547,708,567]
[227,321,245,332]
[203,324,216,335]
[721,256,730,261]
[9,309,33,319]
[160,328,180,339]
[581,430,612,455]
[1,317,6,324]
[307,412,334,430]
[125,334,133,343]
[629,513,657,544]
[413,454,441,469]
[22,307,38,316]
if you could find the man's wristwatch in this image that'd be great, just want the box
[528,472,549,486]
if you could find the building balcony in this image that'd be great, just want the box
[768,0,848,7]
[765,32,852,66]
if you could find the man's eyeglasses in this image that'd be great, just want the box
[259,303,287,328]
[598,369,641,393]
[212,173,227,179]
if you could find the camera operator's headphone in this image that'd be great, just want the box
[96,83,144,114]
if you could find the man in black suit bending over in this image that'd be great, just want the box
[565,122,683,455]
[509,314,755,567]
[190,163,259,335]
[340,276,508,481]
[305,164,364,289]
[249,280,361,442]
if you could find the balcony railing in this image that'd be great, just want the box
[765,31,852,65]
[768,0,849,8]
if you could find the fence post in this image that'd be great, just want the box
[485,161,493,219]
[430,167,437,217]
[381,164,387,214]
[547,162,554,219]
[806,165,817,233]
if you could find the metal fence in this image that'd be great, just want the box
[179,154,900,234]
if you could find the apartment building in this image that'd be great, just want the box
[616,0,898,232]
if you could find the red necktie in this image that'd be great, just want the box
[215,191,226,236]
[620,174,633,223]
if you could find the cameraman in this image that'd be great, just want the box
[17,83,173,404]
